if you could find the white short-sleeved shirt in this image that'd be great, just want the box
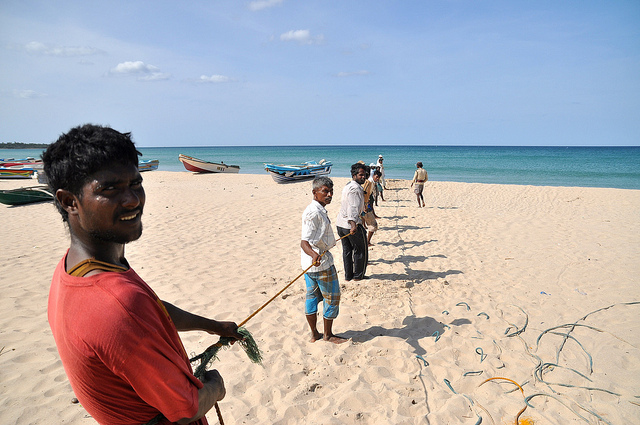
[336,180,364,229]
[301,200,336,272]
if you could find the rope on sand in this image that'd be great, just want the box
[524,393,613,425]
[443,379,484,425]
[478,377,527,425]
[430,301,639,425]
[456,301,471,311]
[554,301,640,361]
[187,232,353,424]
[416,355,429,367]
[502,305,529,337]
[533,302,640,395]
[475,347,487,363]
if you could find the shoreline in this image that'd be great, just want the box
[6,169,640,193]
[3,170,640,192]
[3,145,640,190]
[1,172,639,424]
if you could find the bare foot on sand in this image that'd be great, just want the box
[310,331,323,342]
[324,335,349,344]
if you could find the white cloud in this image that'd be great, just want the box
[249,0,283,11]
[280,30,324,45]
[24,41,103,57]
[336,70,371,77]
[108,61,170,81]
[1,89,47,99]
[196,75,233,83]
[110,61,157,74]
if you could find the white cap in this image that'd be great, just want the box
[369,163,376,167]
[378,154,383,158]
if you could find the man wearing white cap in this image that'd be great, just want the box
[376,155,387,189]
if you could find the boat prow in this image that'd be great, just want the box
[179,154,240,174]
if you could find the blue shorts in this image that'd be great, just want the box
[304,265,340,319]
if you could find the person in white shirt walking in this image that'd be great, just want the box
[410,161,429,207]
[376,155,387,189]
[336,163,369,281]
[301,177,348,344]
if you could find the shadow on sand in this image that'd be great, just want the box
[342,315,448,356]
[368,269,463,283]
[375,239,437,248]
[378,225,424,232]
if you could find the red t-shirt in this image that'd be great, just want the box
[48,254,207,425]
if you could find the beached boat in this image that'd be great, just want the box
[264,160,332,183]
[0,167,36,179]
[0,158,44,170]
[178,154,240,174]
[0,185,53,205]
[0,157,41,164]
[138,159,160,172]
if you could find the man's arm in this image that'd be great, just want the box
[301,240,321,266]
[345,187,363,226]
[160,305,238,423]
[348,219,357,234]
[177,370,225,425]
[162,302,242,340]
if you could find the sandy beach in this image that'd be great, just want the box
[1,171,639,425]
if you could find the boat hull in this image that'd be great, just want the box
[179,154,240,174]
[264,161,332,183]
[0,168,36,179]
[0,186,53,205]
[0,157,43,168]
[138,159,159,172]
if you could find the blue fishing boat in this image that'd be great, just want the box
[264,160,332,183]
[138,159,159,172]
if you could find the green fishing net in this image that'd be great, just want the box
[190,327,262,380]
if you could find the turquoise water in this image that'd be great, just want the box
[3,146,639,190]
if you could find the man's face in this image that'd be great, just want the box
[74,163,145,244]
[313,185,333,206]
[353,168,367,185]
[373,174,380,182]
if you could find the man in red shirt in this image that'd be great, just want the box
[43,124,242,424]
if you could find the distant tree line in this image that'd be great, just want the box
[0,142,49,149]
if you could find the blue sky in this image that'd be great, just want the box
[1,1,639,147]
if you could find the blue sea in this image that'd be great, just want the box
[2,146,639,190]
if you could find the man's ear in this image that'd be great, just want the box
[56,189,79,216]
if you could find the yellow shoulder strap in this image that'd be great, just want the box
[68,258,128,277]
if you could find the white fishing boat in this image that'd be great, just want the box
[179,154,240,174]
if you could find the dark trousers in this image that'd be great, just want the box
[337,224,368,280]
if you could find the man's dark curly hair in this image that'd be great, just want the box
[350,162,369,177]
[42,124,141,222]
